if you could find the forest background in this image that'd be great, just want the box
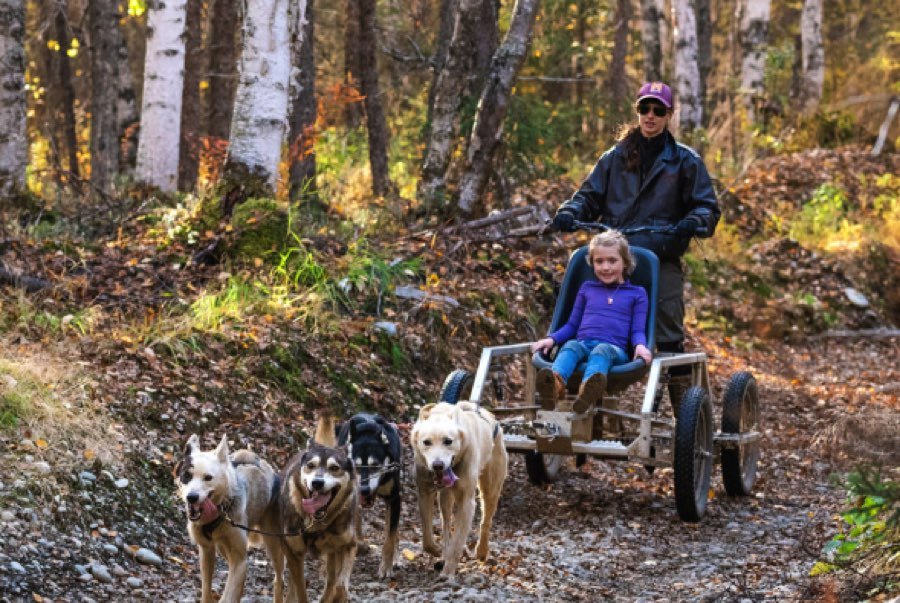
[0,0,898,600]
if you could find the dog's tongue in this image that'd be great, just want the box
[440,468,458,488]
[302,492,330,515]
[198,498,219,523]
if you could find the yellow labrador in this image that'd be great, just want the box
[411,401,508,578]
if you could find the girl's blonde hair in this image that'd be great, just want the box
[586,230,636,275]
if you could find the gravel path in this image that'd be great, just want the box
[3,338,895,602]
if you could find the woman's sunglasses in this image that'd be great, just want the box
[637,103,668,117]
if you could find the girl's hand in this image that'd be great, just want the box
[531,337,555,354]
[634,344,652,364]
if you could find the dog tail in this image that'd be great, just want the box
[314,409,338,447]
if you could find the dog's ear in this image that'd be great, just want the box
[215,434,229,461]
[185,433,200,455]
[418,403,436,420]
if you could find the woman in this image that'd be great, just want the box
[550,81,720,417]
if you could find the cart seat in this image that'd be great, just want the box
[532,246,659,392]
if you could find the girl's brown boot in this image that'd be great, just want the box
[536,369,567,410]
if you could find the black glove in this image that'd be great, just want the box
[552,211,576,232]
[672,218,701,237]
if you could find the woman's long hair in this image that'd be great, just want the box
[615,124,642,172]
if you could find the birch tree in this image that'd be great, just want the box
[799,0,824,114]
[672,0,702,132]
[639,0,664,82]
[0,0,26,199]
[288,0,317,202]
[135,0,187,192]
[419,0,485,206]
[739,0,771,124]
[457,0,539,214]
[89,0,121,192]
[223,0,291,211]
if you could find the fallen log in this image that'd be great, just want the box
[809,328,900,340]
[0,265,51,292]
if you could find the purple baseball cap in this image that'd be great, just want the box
[636,82,673,108]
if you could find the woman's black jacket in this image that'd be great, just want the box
[558,130,720,260]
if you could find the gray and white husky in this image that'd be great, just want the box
[174,434,285,603]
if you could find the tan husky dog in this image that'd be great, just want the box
[411,401,508,579]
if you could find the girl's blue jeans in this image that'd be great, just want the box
[552,339,629,383]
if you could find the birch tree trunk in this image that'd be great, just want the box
[206,0,238,142]
[672,0,702,132]
[358,0,392,197]
[223,0,291,205]
[457,0,539,214]
[739,0,771,124]
[608,0,632,112]
[135,0,187,192]
[639,0,664,81]
[419,0,484,206]
[799,0,824,114]
[0,0,26,199]
[178,0,203,191]
[288,0,317,202]
[89,0,121,193]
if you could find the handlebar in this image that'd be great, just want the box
[570,220,709,237]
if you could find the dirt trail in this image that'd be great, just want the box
[4,336,894,602]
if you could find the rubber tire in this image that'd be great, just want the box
[673,386,713,522]
[524,451,564,485]
[439,369,474,404]
[721,371,760,497]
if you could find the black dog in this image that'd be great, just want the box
[337,413,402,578]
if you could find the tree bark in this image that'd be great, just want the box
[799,0,824,115]
[223,0,291,205]
[470,0,499,97]
[0,0,26,199]
[206,0,238,142]
[117,15,139,174]
[426,0,459,129]
[639,0,664,83]
[358,0,393,197]
[419,0,485,207]
[608,0,632,112]
[457,0,539,215]
[41,1,79,181]
[88,0,121,193]
[695,0,712,126]
[739,0,771,124]
[178,0,203,191]
[343,0,364,129]
[672,0,702,132]
[288,0,317,203]
[135,0,188,192]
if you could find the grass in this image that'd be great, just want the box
[0,354,122,470]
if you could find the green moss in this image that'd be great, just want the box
[229,198,289,261]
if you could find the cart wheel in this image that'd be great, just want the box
[439,369,474,404]
[721,372,760,496]
[524,451,564,485]
[673,386,713,522]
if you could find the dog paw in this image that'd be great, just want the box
[424,543,441,557]
[377,564,394,579]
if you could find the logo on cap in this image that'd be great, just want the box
[650,82,663,92]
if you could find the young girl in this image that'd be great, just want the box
[531,230,653,414]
